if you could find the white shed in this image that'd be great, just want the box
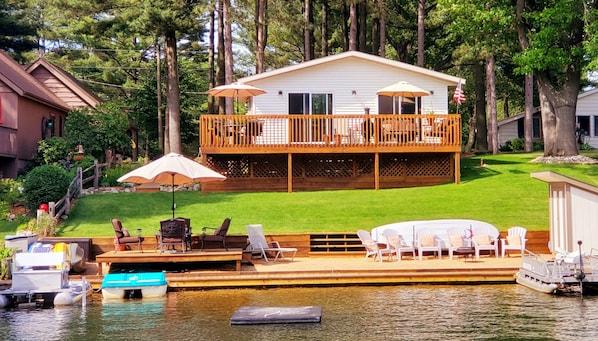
[531,171,598,254]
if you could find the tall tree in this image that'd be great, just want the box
[417,0,425,66]
[256,0,267,72]
[514,0,593,157]
[0,0,38,59]
[349,1,357,51]
[304,0,314,60]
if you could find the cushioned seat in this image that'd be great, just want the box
[112,218,144,252]
[200,218,231,249]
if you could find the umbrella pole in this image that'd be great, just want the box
[172,174,175,220]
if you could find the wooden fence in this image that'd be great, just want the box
[48,160,108,219]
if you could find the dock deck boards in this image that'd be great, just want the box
[95,249,243,274]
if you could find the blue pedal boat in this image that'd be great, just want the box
[101,272,168,300]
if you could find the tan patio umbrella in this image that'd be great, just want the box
[117,153,226,219]
[207,82,267,114]
[376,81,431,114]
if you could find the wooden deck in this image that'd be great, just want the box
[95,249,243,275]
[199,114,462,192]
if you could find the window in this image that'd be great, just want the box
[378,96,419,114]
[577,115,590,136]
[288,93,333,142]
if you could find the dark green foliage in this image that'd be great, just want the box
[34,137,72,166]
[0,0,38,59]
[23,165,70,212]
[102,164,139,187]
[500,138,525,152]
[0,178,24,207]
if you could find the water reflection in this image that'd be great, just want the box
[1,285,598,340]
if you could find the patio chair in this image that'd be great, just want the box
[200,217,231,249]
[416,229,442,260]
[246,224,297,262]
[357,229,394,262]
[112,218,144,252]
[382,229,415,261]
[176,217,193,250]
[159,218,187,253]
[446,228,467,260]
[501,226,527,258]
[472,232,499,259]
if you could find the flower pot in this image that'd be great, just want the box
[73,154,85,161]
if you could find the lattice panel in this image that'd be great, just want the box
[251,155,288,178]
[297,154,355,178]
[205,155,250,178]
[379,155,406,177]
[355,155,374,176]
[405,154,451,177]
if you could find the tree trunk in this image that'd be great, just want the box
[256,0,266,73]
[486,55,498,155]
[536,73,580,156]
[304,0,313,61]
[349,1,357,51]
[524,74,533,152]
[358,1,367,52]
[208,7,216,114]
[224,0,234,114]
[155,42,163,152]
[378,0,386,57]
[417,0,425,67]
[474,60,488,152]
[321,0,328,57]
[216,0,226,114]
[164,31,181,154]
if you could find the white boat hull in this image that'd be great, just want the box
[102,285,167,300]
[515,271,558,294]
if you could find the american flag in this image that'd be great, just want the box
[453,80,466,105]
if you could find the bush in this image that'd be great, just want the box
[102,164,139,187]
[23,165,70,212]
[34,137,72,165]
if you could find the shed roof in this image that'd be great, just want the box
[238,51,465,86]
[531,171,598,195]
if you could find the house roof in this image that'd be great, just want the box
[578,87,598,99]
[238,51,465,85]
[0,50,70,111]
[26,58,101,109]
[497,107,541,127]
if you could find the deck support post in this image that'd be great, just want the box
[374,153,380,190]
[454,152,461,184]
[288,153,293,193]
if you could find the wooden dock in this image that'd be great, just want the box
[95,249,243,275]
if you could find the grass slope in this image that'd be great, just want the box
[2,152,598,239]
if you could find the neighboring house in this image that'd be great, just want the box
[200,51,464,193]
[0,51,100,178]
[498,88,598,149]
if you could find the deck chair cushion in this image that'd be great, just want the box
[506,235,521,245]
[421,235,435,247]
[475,234,491,246]
[122,228,130,237]
[449,235,463,247]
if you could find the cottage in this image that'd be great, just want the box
[0,52,100,178]
[200,51,464,193]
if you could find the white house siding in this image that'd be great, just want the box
[576,89,598,148]
[242,55,455,116]
[497,120,519,147]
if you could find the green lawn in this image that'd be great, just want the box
[2,152,598,239]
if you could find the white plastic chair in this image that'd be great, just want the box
[472,232,499,259]
[246,224,297,262]
[382,229,415,261]
[501,226,528,258]
[357,230,394,262]
[446,228,467,260]
[416,229,442,261]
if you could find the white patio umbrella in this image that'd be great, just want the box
[376,81,431,114]
[117,153,226,219]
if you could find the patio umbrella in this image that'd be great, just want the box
[376,81,431,114]
[117,153,226,219]
[207,82,267,113]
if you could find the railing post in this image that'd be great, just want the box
[78,167,83,194]
[49,201,56,218]
[93,159,99,189]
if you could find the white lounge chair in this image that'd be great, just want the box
[501,226,527,257]
[382,229,415,261]
[416,229,442,261]
[357,230,394,262]
[246,224,297,262]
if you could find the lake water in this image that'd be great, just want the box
[1,284,598,340]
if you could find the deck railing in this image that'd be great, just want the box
[200,114,461,152]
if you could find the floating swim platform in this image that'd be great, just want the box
[230,306,322,325]
[101,272,168,299]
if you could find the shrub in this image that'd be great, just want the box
[102,164,139,187]
[23,165,70,212]
[0,246,17,279]
[34,137,72,165]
